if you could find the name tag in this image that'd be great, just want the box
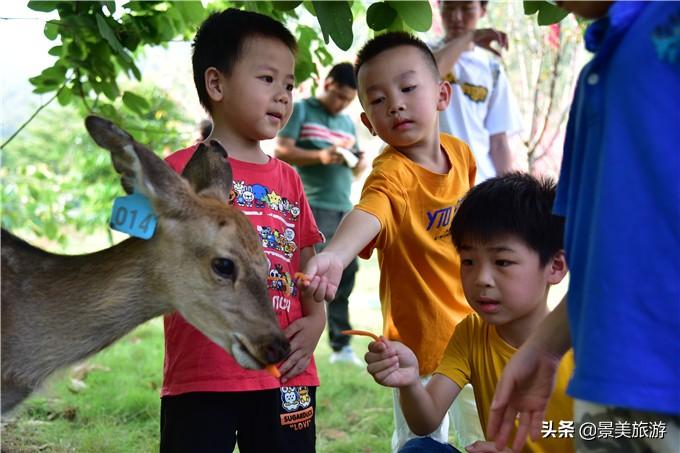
[109,193,157,239]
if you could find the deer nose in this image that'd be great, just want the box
[263,335,291,363]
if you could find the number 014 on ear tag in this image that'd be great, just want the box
[109,193,157,239]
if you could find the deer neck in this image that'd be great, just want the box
[4,236,173,383]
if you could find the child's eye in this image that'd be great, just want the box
[286,83,294,92]
[461,258,473,266]
[402,85,416,93]
[495,260,513,267]
[259,75,274,83]
[369,97,385,106]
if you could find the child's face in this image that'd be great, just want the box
[215,36,295,141]
[458,235,565,326]
[321,80,357,115]
[358,46,449,152]
[440,1,486,41]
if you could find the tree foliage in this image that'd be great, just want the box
[1,85,190,247]
[22,0,438,130]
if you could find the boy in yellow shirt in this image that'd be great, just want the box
[303,32,478,450]
[365,173,574,453]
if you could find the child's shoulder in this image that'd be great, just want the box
[440,133,475,166]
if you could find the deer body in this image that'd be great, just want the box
[1,116,290,414]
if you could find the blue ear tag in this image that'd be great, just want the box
[109,192,158,239]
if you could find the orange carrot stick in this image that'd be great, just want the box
[341,329,380,341]
[265,364,281,378]
[294,272,310,285]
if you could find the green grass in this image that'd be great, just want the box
[1,257,396,453]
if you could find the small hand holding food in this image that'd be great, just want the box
[364,338,420,388]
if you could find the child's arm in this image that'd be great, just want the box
[433,29,508,78]
[365,339,461,436]
[278,246,326,383]
[302,209,380,302]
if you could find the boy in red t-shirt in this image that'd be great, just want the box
[160,9,325,452]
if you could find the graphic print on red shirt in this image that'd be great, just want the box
[161,146,323,396]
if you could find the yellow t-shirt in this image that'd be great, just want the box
[355,134,476,375]
[437,313,574,453]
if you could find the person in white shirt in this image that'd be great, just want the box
[433,0,522,184]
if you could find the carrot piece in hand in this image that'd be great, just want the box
[265,364,281,378]
[341,329,380,341]
[294,272,310,285]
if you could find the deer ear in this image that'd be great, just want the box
[181,140,233,203]
[85,115,190,212]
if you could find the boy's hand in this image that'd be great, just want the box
[465,440,515,453]
[487,342,560,452]
[473,28,508,57]
[365,339,419,388]
[319,145,344,165]
[302,252,343,302]
[278,311,325,383]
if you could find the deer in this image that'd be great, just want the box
[1,115,290,415]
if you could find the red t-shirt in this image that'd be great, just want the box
[161,145,323,396]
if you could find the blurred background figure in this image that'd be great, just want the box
[276,62,367,367]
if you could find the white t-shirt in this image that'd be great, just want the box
[437,45,522,183]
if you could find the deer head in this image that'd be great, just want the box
[85,116,290,369]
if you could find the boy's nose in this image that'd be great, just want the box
[389,103,406,115]
[474,265,494,287]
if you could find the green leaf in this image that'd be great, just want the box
[122,91,150,115]
[100,80,120,101]
[524,1,542,15]
[273,1,302,11]
[57,87,73,106]
[48,45,63,57]
[312,1,354,50]
[537,3,569,25]
[388,1,432,32]
[95,13,131,63]
[44,21,59,40]
[173,1,206,25]
[100,103,117,120]
[367,2,397,31]
[28,1,58,13]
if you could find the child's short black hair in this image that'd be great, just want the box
[326,62,357,90]
[451,172,564,266]
[354,32,440,84]
[192,8,297,111]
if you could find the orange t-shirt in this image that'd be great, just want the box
[356,134,476,375]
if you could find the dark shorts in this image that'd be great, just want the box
[160,386,316,453]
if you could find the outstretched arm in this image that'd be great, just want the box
[487,297,571,451]
[365,339,461,436]
[302,208,380,302]
[433,29,508,79]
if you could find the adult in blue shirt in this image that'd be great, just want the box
[487,2,680,452]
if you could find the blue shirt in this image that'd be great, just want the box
[554,1,680,414]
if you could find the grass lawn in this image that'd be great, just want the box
[1,256,395,453]
[1,252,567,452]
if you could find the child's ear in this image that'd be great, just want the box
[437,81,452,112]
[360,112,377,136]
[204,67,225,103]
[546,250,568,285]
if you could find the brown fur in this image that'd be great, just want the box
[0,116,289,415]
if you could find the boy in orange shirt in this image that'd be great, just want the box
[303,32,478,451]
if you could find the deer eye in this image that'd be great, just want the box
[212,258,236,280]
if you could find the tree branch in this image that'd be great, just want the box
[1,84,65,150]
